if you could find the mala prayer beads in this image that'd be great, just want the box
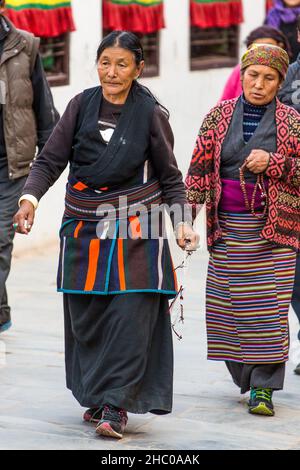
[239,160,268,219]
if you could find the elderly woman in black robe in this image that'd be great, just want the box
[13,31,199,439]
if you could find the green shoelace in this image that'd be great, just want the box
[250,387,273,402]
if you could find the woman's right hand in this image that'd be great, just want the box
[176,223,200,251]
[13,200,35,235]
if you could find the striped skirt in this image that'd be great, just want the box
[206,212,296,364]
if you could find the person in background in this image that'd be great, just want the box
[278,14,300,375]
[0,0,59,334]
[278,14,300,112]
[220,25,291,101]
[186,44,300,417]
[13,31,199,440]
[266,0,300,62]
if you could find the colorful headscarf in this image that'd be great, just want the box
[241,43,289,79]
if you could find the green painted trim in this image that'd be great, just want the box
[6,2,71,11]
[192,0,240,4]
[107,0,162,7]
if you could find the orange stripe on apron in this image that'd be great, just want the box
[117,239,126,291]
[73,181,88,191]
[84,239,100,291]
[74,221,83,238]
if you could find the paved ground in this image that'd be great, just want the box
[0,244,300,450]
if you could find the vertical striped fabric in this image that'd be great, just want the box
[206,212,296,364]
[84,239,100,291]
[57,216,178,298]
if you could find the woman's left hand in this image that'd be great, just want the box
[176,223,200,251]
[246,149,270,174]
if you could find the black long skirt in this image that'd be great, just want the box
[63,292,173,414]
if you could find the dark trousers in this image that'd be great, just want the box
[0,176,27,325]
[291,253,300,341]
[225,361,285,394]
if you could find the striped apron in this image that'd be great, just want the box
[57,177,178,298]
[206,211,296,364]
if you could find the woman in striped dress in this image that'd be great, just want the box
[186,43,300,416]
[13,31,199,439]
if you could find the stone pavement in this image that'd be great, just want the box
[0,245,300,450]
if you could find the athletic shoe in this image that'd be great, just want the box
[83,407,103,424]
[96,404,128,439]
[248,387,274,416]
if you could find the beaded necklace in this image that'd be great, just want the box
[239,160,268,219]
[239,95,269,219]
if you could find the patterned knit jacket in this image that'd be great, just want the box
[185,97,300,251]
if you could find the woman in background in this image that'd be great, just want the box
[220,25,291,101]
[266,0,300,62]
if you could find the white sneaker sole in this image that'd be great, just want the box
[96,422,123,439]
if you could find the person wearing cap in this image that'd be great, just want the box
[186,43,300,416]
[220,25,291,102]
[0,0,59,334]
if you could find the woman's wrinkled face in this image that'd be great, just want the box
[97,47,144,104]
[284,0,300,7]
[242,64,281,106]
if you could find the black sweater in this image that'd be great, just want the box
[22,92,190,221]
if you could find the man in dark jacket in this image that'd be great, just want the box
[0,1,59,333]
[278,14,300,375]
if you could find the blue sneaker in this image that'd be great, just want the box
[0,320,12,333]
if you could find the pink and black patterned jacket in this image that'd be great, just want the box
[185,97,300,251]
